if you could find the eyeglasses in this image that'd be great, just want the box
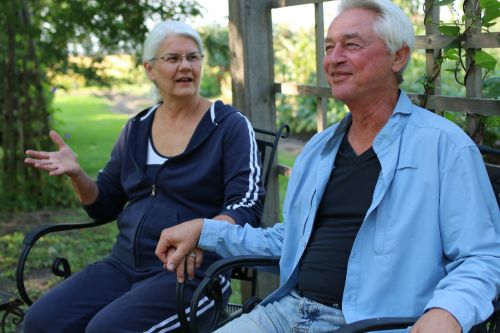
[149,52,204,66]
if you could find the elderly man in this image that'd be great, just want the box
[156,0,500,332]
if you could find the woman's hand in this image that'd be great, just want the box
[25,130,82,178]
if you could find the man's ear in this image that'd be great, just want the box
[392,45,410,73]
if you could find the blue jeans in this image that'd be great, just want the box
[214,290,346,333]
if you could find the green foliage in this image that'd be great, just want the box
[428,0,499,86]
[199,24,230,98]
[26,0,203,86]
[473,50,497,71]
[483,76,500,98]
[273,26,348,133]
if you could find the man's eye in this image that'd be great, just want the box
[346,43,360,49]
[325,45,334,54]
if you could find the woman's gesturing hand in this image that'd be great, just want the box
[25,130,82,178]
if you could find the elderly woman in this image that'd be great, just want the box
[23,20,264,333]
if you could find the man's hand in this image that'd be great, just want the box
[155,218,204,282]
[410,308,461,333]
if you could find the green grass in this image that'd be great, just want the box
[278,150,297,219]
[52,93,129,176]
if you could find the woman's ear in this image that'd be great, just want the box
[392,45,410,73]
[144,62,155,81]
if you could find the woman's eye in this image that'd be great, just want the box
[166,56,180,63]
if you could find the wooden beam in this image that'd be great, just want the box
[275,83,500,116]
[315,2,327,131]
[415,32,500,49]
[277,164,292,177]
[464,0,485,144]
[229,0,275,129]
[275,82,332,97]
[423,0,441,114]
[408,95,499,116]
[271,0,334,8]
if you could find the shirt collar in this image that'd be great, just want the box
[322,90,414,155]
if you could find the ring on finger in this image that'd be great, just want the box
[189,251,197,259]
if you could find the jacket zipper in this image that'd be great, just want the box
[133,203,154,268]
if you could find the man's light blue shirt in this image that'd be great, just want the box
[199,92,500,332]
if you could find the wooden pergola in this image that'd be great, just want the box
[227,0,500,297]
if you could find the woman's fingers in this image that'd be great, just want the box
[49,130,67,148]
[25,150,50,160]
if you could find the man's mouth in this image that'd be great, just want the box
[329,71,351,83]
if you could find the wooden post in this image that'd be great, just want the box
[228,0,280,300]
[423,0,441,113]
[315,2,328,132]
[464,0,484,144]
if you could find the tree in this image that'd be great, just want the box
[0,0,202,211]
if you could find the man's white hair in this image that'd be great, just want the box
[338,0,415,83]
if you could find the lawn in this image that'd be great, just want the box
[52,91,130,176]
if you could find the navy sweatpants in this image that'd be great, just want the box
[23,256,230,333]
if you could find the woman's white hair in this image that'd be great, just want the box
[338,0,415,84]
[142,20,204,101]
[142,20,203,62]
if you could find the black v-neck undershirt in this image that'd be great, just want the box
[297,134,381,305]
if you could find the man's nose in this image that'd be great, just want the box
[326,46,344,64]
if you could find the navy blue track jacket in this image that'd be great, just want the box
[83,100,264,270]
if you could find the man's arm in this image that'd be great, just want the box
[424,146,500,332]
[410,308,461,333]
[156,218,286,282]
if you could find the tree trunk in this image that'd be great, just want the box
[0,0,69,211]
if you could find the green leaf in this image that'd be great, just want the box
[438,25,461,36]
[473,50,497,71]
[482,6,500,23]
[479,0,499,8]
[437,0,455,5]
[482,77,500,99]
[444,48,459,60]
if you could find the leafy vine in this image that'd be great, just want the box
[420,0,499,107]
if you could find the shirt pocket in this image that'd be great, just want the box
[373,161,418,255]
